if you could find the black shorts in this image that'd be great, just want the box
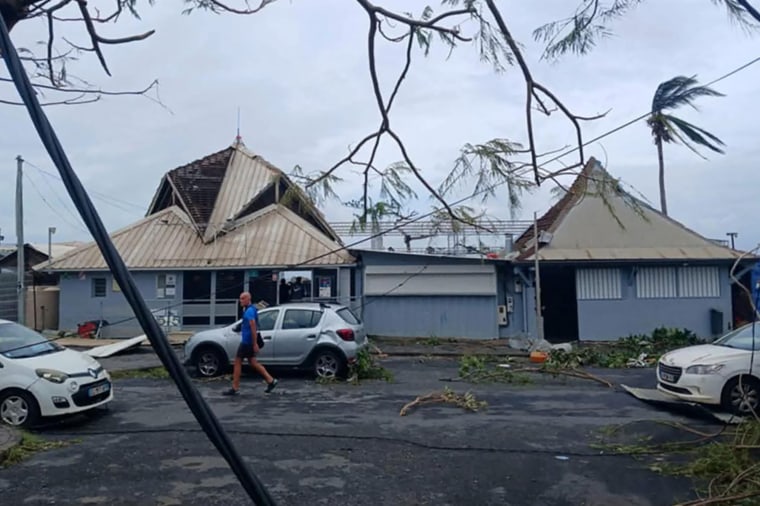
[236,342,257,359]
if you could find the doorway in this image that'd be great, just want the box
[538,265,579,342]
[248,270,277,307]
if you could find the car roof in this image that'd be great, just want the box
[260,302,346,311]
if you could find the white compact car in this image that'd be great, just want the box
[657,323,759,415]
[0,319,113,428]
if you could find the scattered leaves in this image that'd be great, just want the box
[110,366,170,380]
[0,433,76,468]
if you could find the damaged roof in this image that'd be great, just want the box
[146,140,340,244]
[514,158,745,262]
[37,204,354,271]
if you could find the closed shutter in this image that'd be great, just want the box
[576,268,622,300]
[678,266,720,298]
[637,267,677,298]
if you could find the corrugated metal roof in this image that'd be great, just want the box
[202,146,279,243]
[37,205,354,271]
[517,158,746,262]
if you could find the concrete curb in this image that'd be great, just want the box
[0,425,22,457]
[373,350,529,358]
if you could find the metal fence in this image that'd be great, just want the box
[0,270,22,322]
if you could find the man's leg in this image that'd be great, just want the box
[249,356,277,392]
[224,346,245,395]
[232,356,243,391]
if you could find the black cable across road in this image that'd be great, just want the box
[0,16,275,506]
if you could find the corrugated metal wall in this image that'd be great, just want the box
[362,295,498,339]
[0,270,18,321]
[576,268,622,300]
[678,266,720,298]
[636,267,678,298]
[636,266,720,299]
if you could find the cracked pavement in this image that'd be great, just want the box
[0,357,711,505]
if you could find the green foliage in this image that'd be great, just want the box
[458,354,532,384]
[0,433,76,468]
[110,366,171,380]
[438,138,533,217]
[648,75,726,157]
[349,348,394,383]
[533,1,759,61]
[597,420,760,504]
[546,327,700,369]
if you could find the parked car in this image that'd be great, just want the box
[0,319,113,428]
[657,323,759,415]
[183,302,368,379]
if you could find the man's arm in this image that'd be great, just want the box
[249,313,259,351]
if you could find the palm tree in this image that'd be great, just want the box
[647,75,726,216]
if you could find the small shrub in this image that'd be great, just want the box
[348,348,393,383]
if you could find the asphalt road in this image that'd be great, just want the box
[0,358,713,506]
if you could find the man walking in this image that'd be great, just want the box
[223,291,278,396]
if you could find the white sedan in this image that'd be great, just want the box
[657,323,759,415]
[0,319,113,428]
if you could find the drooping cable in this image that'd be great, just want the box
[0,15,275,506]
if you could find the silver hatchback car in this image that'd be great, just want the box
[183,302,367,379]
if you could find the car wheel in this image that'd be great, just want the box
[0,390,41,428]
[195,347,226,377]
[722,376,760,416]
[313,350,345,379]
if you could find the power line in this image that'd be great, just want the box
[23,171,90,234]
[24,160,146,214]
[289,54,760,269]
[26,166,88,230]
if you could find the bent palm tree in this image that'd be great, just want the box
[647,76,726,216]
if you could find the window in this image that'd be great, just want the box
[156,273,177,299]
[258,310,279,331]
[91,277,106,298]
[636,267,677,299]
[282,309,322,330]
[576,268,622,300]
[636,266,721,299]
[678,266,720,298]
[337,307,361,325]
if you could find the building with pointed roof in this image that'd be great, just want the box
[508,157,754,341]
[39,140,356,337]
[350,157,755,342]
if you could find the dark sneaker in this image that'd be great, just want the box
[222,388,239,396]
[265,379,278,394]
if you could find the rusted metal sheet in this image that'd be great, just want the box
[202,148,279,242]
[39,205,354,271]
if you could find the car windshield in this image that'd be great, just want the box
[713,323,760,351]
[0,322,63,359]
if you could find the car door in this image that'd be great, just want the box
[271,308,324,365]
[254,308,280,362]
[224,309,279,362]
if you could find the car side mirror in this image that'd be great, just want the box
[232,322,242,333]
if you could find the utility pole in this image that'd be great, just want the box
[726,232,738,250]
[533,211,544,342]
[16,155,25,325]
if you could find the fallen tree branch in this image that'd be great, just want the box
[399,388,487,416]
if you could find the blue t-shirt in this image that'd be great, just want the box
[241,305,259,345]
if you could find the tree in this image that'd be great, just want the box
[2,0,759,226]
[647,76,725,216]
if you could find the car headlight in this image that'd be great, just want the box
[35,368,70,384]
[685,364,725,375]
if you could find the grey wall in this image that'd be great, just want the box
[577,265,733,340]
[58,271,183,338]
[362,295,499,339]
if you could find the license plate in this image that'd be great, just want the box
[660,372,676,382]
[89,383,111,397]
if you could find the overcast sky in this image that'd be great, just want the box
[1,0,759,252]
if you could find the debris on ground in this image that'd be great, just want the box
[546,327,701,369]
[596,417,760,506]
[346,348,393,384]
[399,387,487,416]
[451,354,614,388]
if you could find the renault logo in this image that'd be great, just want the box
[88,368,98,379]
